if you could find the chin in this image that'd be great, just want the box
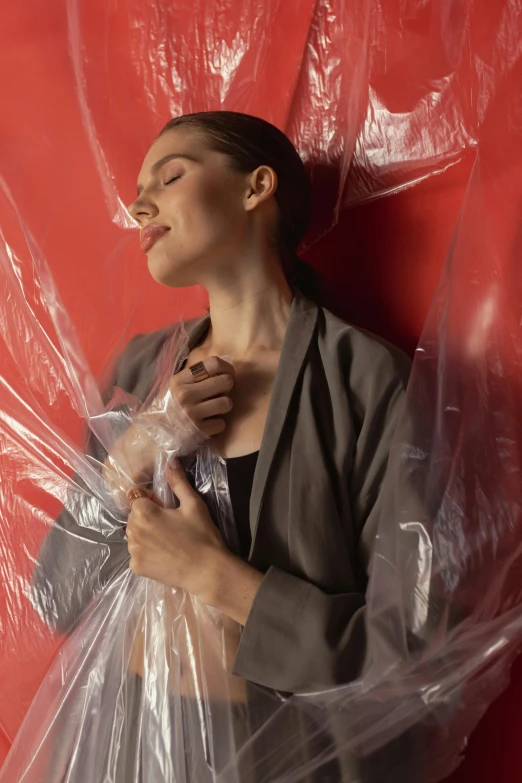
[147,254,194,289]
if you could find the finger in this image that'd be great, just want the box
[170,375,233,417]
[126,484,157,507]
[150,491,164,507]
[127,491,167,514]
[179,355,236,386]
[128,496,159,516]
[177,374,235,409]
[190,395,233,419]
[197,417,227,437]
[193,355,235,379]
[165,458,197,503]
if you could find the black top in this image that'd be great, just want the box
[224,450,259,559]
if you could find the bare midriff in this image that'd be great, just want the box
[127,594,249,703]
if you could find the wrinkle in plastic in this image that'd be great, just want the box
[1,0,522,781]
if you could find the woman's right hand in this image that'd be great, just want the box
[167,355,236,439]
[102,355,235,506]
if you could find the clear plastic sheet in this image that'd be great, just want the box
[1,0,522,781]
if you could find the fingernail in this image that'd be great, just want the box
[220,354,234,365]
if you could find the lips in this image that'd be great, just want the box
[140,224,170,252]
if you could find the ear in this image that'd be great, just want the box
[244,165,278,211]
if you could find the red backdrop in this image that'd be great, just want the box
[1,0,521,779]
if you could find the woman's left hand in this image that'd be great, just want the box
[125,458,229,603]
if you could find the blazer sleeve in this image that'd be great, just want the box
[232,341,412,694]
[29,333,163,636]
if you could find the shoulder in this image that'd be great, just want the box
[308,307,412,446]
[299,296,412,426]
[313,300,412,389]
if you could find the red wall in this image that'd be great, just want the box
[1,1,520,779]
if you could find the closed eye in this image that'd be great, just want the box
[164,175,181,186]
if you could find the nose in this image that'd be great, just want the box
[127,194,159,224]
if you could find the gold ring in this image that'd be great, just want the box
[189,361,210,383]
[127,487,149,508]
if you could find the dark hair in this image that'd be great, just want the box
[159,111,319,299]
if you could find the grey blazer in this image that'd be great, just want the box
[32,287,411,697]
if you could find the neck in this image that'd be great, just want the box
[199,255,294,359]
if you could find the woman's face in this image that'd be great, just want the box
[128,128,257,288]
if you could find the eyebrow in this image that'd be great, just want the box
[137,153,199,195]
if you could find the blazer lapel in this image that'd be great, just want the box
[180,291,319,556]
[248,289,318,555]
[186,312,212,352]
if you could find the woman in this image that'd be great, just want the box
[32,111,412,781]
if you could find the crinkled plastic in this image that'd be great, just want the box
[1,0,522,781]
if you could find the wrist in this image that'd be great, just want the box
[198,547,234,606]
[202,549,264,626]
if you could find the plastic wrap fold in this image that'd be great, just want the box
[1,0,522,781]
